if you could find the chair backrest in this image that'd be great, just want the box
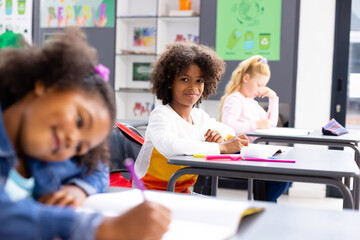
[109,122,144,171]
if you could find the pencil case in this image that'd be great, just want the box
[322,118,348,136]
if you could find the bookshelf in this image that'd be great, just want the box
[115,0,201,120]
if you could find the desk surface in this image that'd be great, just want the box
[246,128,360,144]
[230,201,360,240]
[104,187,360,240]
[168,148,360,178]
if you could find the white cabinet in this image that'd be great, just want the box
[115,0,201,120]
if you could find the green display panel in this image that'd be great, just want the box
[216,0,282,61]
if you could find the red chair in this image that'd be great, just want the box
[108,122,144,188]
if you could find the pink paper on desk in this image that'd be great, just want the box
[205,155,242,161]
[205,155,295,163]
[243,158,295,163]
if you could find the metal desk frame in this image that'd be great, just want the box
[247,129,360,209]
[166,148,360,210]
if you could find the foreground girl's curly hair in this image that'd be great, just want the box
[151,42,226,105]
[0,27,116,173]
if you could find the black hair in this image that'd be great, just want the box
[0,27,116,172]
[151,41,226,105]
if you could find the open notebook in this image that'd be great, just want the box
[240,144,285,159]
[81,189,264,240]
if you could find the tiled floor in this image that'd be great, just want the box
[217,182,344,211]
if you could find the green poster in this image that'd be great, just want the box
[216,0,282,61]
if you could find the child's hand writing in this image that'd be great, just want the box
[237,134,249,146]
[258,87,277,99]
[204,129,225,143]
[38,185,87,207]
[218,136,248,154]
[256,119,271,129]
[96,201,171,240]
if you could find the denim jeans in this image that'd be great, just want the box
[266,181,293,202]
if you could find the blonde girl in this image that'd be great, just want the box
[219,55,278,137]
[219,55,291,202]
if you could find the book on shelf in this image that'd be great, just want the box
[81,189,264,240]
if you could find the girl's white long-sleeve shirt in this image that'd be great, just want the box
[134,104,235,193]
[221,91,279,137]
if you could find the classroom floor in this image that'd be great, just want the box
[217,182,344,211]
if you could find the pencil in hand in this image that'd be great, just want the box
[124,158,147,201]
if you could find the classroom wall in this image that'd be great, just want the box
[294,0,336,129]
[200,0,337,130]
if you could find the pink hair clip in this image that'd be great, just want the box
[94,64,110,82]
[258,57,268,64]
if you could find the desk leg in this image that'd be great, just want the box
[248,179,253,200]
[211,176,218,196]
[353,145,360,209]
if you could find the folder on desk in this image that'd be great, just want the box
[82,189,264,240]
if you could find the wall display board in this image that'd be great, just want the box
[0,0,33,43]
[216,0,281,61]
[39,0,114,28]
[200,0,300,127]
[33,0,116,88]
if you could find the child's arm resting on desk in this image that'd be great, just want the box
[35,159,109,207]
[0,187,103,240]
[64,160,110,195]
[0,187,171,240]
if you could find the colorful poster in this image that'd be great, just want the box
[40,0,114,28]
[127,94,154,120]
[0,0,33,43]
[216,0,282,61]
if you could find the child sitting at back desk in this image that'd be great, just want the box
[135,42,249,193]
[219,55,291,202]
[0,27,170,240]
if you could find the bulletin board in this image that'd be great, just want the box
[33,0,116,88]
[216,0,282,61]
[200,0,300,127]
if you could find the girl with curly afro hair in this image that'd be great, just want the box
[0,27,171,240]
[135,42,249,194]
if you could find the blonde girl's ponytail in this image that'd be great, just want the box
[219,55,271,121]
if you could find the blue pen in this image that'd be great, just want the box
[124,158,147,201]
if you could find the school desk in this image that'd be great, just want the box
[246,127,360,208]
[166,147,360,209]
[229,201,360,240]
[101,187,360,240]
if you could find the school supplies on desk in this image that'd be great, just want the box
[240,144,284,159]
[205,154,242,161]
[83,189,264,240]
[194,154,295,163]
[322,118,349,136]
[243,158,296,163]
